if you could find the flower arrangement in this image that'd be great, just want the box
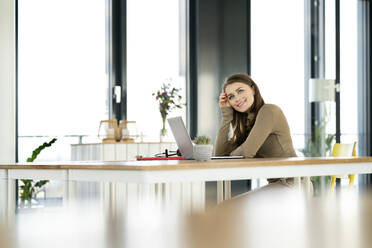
[152,82,183,138]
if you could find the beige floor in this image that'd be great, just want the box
[2,180,372,248]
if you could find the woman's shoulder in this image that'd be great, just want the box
[256,104,287,126]
[258,104,283,114]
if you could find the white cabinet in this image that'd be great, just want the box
[71,142,178,161]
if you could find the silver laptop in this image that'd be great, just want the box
[167,116,244,160]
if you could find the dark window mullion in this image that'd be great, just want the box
[187,0,198,138]
[310,0,325,146]
[358,0,372,188]
[15,0,19,209]
[247,0,251,75]
[111,0,127,122]
[335,0,341,143]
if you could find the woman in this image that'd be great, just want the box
[215,73,297,185]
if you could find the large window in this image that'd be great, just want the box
[18,0,108,161]
[324,0,358,143]
[251,0,305,151]
[126,0,187,142]
[339,0,358,144]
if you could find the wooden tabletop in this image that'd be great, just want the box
[70,141,176,146]
[1,157,372,171]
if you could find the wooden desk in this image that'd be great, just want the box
[2,157,372,247]
[1,157,372,182]
[1,157,372,223]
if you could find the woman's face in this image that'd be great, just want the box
[225,82,255,113]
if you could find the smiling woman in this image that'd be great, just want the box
[215,74,296,161]
[214,73,298,188]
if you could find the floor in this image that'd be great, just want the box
[1,178,372,248]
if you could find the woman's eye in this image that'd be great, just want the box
[228,95,234,100]
[238,89,244,93]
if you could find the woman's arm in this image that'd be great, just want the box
[230,105,275,157]
[214,107,236,156]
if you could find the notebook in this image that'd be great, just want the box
[167,116,244,160]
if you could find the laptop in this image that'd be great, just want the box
[167,116,244,160]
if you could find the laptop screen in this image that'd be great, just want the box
[167,117,194,159]
[167,116,244,160]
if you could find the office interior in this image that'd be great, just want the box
[1,0,372,247]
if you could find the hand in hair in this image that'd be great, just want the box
[219,92,231,108]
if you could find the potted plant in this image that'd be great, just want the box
[193,135,213,161]
[19,138,57,207]
[152,81,183,141]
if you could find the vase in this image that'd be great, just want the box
[193,144,213,161]
[160,128,168,142]
[160,118,168,142]
[19,199,32,208]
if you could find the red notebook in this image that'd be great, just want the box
[136,156,184,161]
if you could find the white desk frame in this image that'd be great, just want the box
[3,160,372,183]
[2,158,372,222]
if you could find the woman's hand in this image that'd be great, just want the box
[219,92,231,108]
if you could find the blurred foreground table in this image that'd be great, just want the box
[2,186,372,248]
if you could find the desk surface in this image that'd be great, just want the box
[70,141,176,146]
[1,157,372,170]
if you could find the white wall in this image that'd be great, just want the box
[0,0,15,163]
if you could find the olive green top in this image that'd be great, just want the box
[215,104,297,158]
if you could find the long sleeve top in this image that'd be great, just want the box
[214,104,297,158]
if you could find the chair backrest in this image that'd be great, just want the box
[331,142,357,157]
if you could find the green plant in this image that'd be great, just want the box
[152,81,183,136]
[20,138,57,203]
[194,135,211,145]
[300,123,335,157]
[300,123,335,195]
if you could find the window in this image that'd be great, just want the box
[251,0,305,150]
[126,0,187,142]
[324,0,358,143]
[18,0,108,161]
[339,0,358,143]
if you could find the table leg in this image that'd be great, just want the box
[191,182,205,212]
[7,179,16,224]
[217,180,232,204]
[224,180,231,200]
[217,181,224,204]
[101,182,110,213]
[303,176,312,197]
[294,177,301,190]
[114,182,127,212]
[63,180,68,206]
[110,182,116,214]
[181,182,191,213]
[155,183,163,203]
[64,181,77,206]
[0,176,8,223]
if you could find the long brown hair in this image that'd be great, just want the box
[223,74,265,147]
